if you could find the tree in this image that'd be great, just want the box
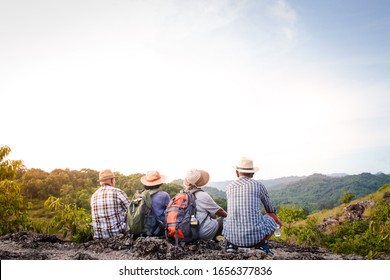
[0,145,31,235]
[277,205,307,242]
[21,168,49,199]
[213,197,227,211]
[340,191,355,204]
[44,196,93,242]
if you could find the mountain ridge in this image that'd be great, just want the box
[205,172,390,213]
[206,172,386,191]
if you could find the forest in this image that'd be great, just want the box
[267,172,390,212]
[1,145,389,258]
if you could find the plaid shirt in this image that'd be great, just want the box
[222,177,277,247]
[91,184,130,239]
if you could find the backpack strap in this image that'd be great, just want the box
[142,188,160,213]
[145,188,166,236]
[146,188,160,196]
[189,188,204,196]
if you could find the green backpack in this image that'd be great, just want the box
[127,189,161,236]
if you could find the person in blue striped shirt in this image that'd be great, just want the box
[222,157,282,254]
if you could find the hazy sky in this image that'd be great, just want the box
[1,0,390,182]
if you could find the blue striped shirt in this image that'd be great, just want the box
[222,177,277,246]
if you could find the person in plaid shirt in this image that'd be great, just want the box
[91,169,130,239]
[222,157,282,254]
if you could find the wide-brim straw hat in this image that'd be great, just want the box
[98,169,116,182]
[234,157,259,173]
[140,170,167,187]
[184,169,210,188]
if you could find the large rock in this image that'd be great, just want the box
[0,232,367,260]
[343,200,374,221]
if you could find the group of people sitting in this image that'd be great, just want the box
[90,157,282,254]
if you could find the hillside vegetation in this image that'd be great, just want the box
[1,145,389,259]
[268,173,390,213]
[276,183,390,259]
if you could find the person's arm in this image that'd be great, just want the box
[259,183,276,214]
[216,208,227,217]
[197,191,226,218]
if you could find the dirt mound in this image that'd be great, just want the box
[0,232,365,260]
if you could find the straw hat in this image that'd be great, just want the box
[140,170,167,187]
[97,169,116,182]
[234,157,259,173]
[184,169,210,187]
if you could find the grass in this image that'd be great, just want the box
[27,198,56,224]
[308,183,389,223]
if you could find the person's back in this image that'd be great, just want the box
[184,169,227,241]
[224,177,276,246]
[139,170,170,236]
[193,190,225,240]
[222,157,281,254]
[91,169,130,239]
[150,190,170,227]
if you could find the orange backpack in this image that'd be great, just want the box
[165,189,202,246]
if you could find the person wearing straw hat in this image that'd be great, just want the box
[139,170,171,236]
[90,169,131,239]
[222,157,282,254]
[184,168,228,241]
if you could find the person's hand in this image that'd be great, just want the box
[275,216,282,227]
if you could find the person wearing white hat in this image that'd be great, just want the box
[184,168,228,241]
[91,169,130,239]
[222,157,282,254]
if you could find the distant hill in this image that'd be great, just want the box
[206,172,390,213]
[206,180,232,191]
[203,186,226,198]
[262,176,306,189]
[268,172,390,213]
[207,176,305,191]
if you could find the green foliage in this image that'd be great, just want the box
[269,173,390,213]
[0,145,31,235]
[0,145,23,181]
[213,197,227,211]
[44,196,93,242]
[115,173,144,197]
[325,217,389,256]
[329,201,389,256]
[340,191,355,204]
[203,186,226,198]
[0,180,32,235]
[277,205,307,241]
[286,184,390,258]
[292,217,325,246]
[161,182,183,198]
[20,168,97,210]
[21,168,50,199]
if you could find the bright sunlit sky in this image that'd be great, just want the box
[1,0,390,182]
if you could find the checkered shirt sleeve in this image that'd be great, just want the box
[222,177,277,247]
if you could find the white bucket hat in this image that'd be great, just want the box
[234,157,259,173]
[184,168,210,187]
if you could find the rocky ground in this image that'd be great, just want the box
[0,232,368,260]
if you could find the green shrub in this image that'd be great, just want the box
[44,196,93,242]
[0,145,31,235]
[293,217,325,246]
